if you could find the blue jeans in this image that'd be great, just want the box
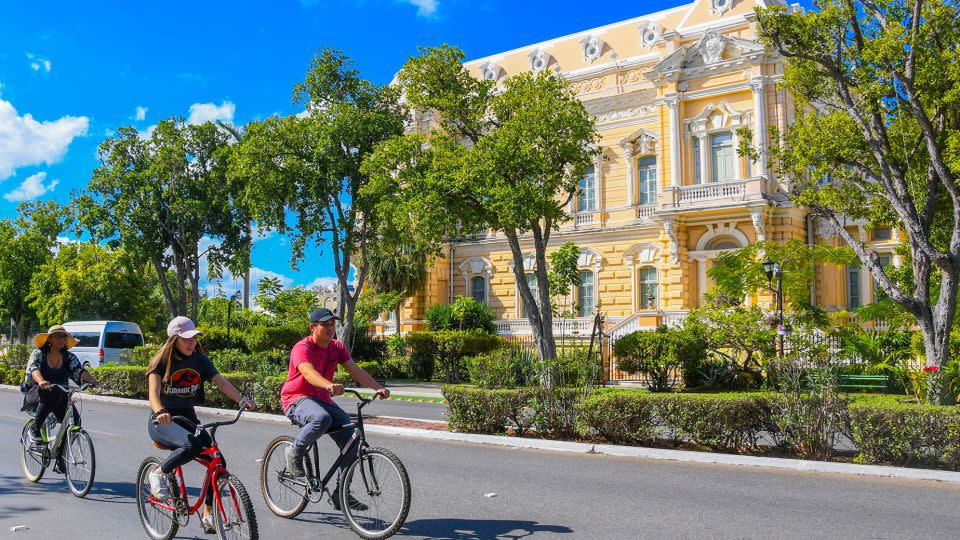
[285,397,359,474]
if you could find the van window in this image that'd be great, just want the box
[104,332,144,349]
[71,332,100,348]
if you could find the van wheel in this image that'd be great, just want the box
[82,362,91,369]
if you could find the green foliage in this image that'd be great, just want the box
[123,345,160,367]
[426,296,496,333]
[0,344,32,368]
[196,296,269,331]
[198,325,249,352]
[442,385,533,435]
[91,365,150,399]
[405,330,501,383]
[255,286,318,325]
[466,348,532,389]
[243,325,303,354]
[381,356,411,379]
[80,119,251,319]
[386,334,406,357]
[576,389,656,445]
[547,242,581,316]
[684,306,774,384]
[0,363,25,385]
[351,336,388,363]
[529,386,588,439]
[849,399,960,469]
[207,348,286,376]
[613,326,705,392]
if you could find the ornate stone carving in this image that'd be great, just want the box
[711,0,733,16]
[663,219,680,264]
[665,95,680,109]
[594,105,656,123]
[581,36,604,64]
[639,22,661,47]
[529,49,552,73]
[569,77,608,95]
[699,30,727,65]
[749,77,765,94]
[480,62,502,82]
[751,210,766,242]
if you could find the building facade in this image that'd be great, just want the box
[372,0,897,338]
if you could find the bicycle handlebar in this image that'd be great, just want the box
[152,404,249,437]
[48,382,95,394]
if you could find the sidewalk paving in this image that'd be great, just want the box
[348,379,445,401]
[4,383,960,485]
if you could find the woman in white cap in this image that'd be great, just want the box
[146,316,257,534]
[24,325,99,446]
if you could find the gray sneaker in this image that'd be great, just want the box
[284,446,305,477]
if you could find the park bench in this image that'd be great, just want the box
[838,374,889,393]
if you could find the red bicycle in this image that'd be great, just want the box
[135,406,258,540]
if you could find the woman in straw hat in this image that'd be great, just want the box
[23,325,99,446]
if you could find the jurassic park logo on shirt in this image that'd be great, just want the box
[164,368,202,397]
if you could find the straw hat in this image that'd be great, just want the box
[33,325,79,350]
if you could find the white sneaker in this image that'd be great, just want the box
[149,467,172,500]
[201,513,217,534]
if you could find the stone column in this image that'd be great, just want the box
[666,96,682,187]
[750,78,768,177]
[593,152,603,214]
[622,143,634,207]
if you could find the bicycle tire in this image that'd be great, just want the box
[340,447,411,540]
[136,457,179,540]
[259,436,309,518]
[19,421,45,483]
[65,428,95,498]
[214,473,259,540]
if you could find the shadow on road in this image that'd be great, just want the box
[398,519,574,539]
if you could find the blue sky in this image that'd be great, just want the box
[0,0,716,296]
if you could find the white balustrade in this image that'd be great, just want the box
[574,211,597,227]
[675,180,746,205]
[635,204,656,224]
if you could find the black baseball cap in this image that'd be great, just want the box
[309,308,339,323]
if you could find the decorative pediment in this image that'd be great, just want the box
[580,36,605,64]
[620,128,658,155]
[623,243,660,267]
[459,257,493,276]
[648,32,766,78]
[507,253,537,272]
[684,101,751,137]
[577,248,604,269]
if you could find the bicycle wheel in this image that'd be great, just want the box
[259,436,309,518]
[136,457,179,540]
[339,447,411,540]
[20,421,45,482]
[65,428,96,498]
[214,473,259,540]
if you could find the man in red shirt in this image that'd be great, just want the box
[281,308,389,508]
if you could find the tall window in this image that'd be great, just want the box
[847,265,861,310]
[471,276,487,304]
[873,255,892,300]
[577,270,595,317]
[710,132,736,182]
[692,136,702,184]
[522,274,539,318]
[386,310,397,321]
[872,227,892,241]
[577,166,596,212]
[639,267,658,309]
[637,157,657,204]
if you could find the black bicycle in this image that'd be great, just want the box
[260,390,411,540]
[19,382,96,497]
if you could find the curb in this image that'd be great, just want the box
[4,385,960,485]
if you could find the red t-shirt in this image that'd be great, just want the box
[280,336,351,411]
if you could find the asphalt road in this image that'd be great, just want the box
[2,389,960,539]
[332,395,447,422]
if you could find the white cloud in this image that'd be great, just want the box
[252,226,274,243]
[403,0,438,16]
[4,171,59,202]
[26,53,52,72]
[305,276,340,292]
[187,101,235,125]
[135,106,148,121]
[0,97,89,180]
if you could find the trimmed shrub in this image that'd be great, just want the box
[577,389,656,445]
[848,399,960,469]
[92,365,150,399]
[405,333,437,380]
[386,334,406,358]
[0,363,25,385]
[199,326,249,352]
[1,344,32,368]
[208,348,286,376]
[204,372,260,409]
[654,393,774,451]
[530,387,590,439]
[443,385,533,435]
[406,330,501,383]
[381,356,411,379]
[244,325,303,353]
[467,348,530,389]
[425,304,455,331]
[122,344,160,366]
[613,327,684,391]
[427,297,496,333]
[352,336,388,363]
[254,375,287,415]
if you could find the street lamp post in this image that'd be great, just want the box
[763,259,787,358]
[226,290,243,348]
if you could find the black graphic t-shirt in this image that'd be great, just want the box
[150,351,219,413]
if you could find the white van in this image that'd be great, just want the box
[61,321,145,368]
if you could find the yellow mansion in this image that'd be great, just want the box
[373,0,900,338]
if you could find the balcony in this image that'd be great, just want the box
[635,204,656,224]
[495,317,597,336]
[574,211,599,228]
[667,177,770,210]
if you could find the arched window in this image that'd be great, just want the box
[577,166,596,212]
[637,156,657,204]
[471,276,487,304]
[639,267,658,309]
[577,270,595,317]
[706,237,741,250]
[522,274,539,318]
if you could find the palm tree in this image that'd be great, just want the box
[366,242,429,334]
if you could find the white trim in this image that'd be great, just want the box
[694,222,749,251]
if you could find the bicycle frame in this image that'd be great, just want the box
[28,383,91,465]
[148,406,249,523]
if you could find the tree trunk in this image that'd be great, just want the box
[920,312,953,405]
[243,269,251,310]
[16,315,28,345]
[340,292,356,353]
[152,256,178,318]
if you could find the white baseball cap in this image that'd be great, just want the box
[167,316,203,339]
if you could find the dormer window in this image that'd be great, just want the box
[711,0,732,15]
[529,49,553,73]
[479,62,502,82]
[580,36,604,64]
[639,22,661,47]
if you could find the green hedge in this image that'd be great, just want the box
[406,330,502,383]
[91,365,151,400]
[243,325,303,353]
[443,385,533,435]
[0,363,25,386]
[1,344,32,368]
[848,399,960,469]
